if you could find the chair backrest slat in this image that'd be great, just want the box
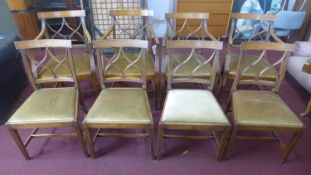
[103,9,157,43]
[164,12,216,42]
[15,39,77,89]
[93,39,148,89]
[166,40,223,91]
[36,10,91,44]
[228,13,280,51]
[231,42,294,92]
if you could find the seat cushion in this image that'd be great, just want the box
[6,88,77,125]
[84,88,152,124]
[105,53,155,77]
[164,54,213,78]
[232,90,304,128]
[287,56,311,94]
[39,52,91,79]
[225,53,278,80]
[161,89,230,126]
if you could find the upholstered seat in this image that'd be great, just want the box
[7,87,77,125]
[39,52,91,79]
[232,90,304,128]
[85,88,152,124]
[226,53,278,80]
[105,53,155,77]
[164,54,213,78]
[162,89,230,126]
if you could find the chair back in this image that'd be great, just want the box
[274,11,306,30]
[166,40,223,91]
[14,39,77,89]
[103,9,157,43]
[36,10,91,45]
[93,39,148,89]
[231,41,295,92]
[164,12,216,42]
[228,13,278,48]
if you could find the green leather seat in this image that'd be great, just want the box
[232,90,304,128]
[84,88,152,124]
[6,88,77,125]
[162,89,230,126]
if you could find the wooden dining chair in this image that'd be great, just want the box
[157,40,231,160]
[224,42,305,163]
[83,39,154,159]
[102,9,160,108]
[160,12,220,105]
[5,39,88,160]
[222,13,282,90]
[35,10,99,95]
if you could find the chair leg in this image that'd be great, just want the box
[91,73,100,96]
[74,123,89,157]
[154,75,160,110]
[78,93,88,114]
[149,127,155,160]
[7,128,31,160]
[157,124,164,160]
[217,127,231,161]
[221,73,228,92]
[83,124,96,158]
[222,126,238,158]
[301,99,311,117]
[280,131,304,163]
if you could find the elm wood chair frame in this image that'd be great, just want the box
[157,40,231,160]
[224,42,305,163]
[6,39,88,160]
[160,12,220,104]
[222,13,283,91]
[102,9,160,108]
[36,10,100,95]
[83,39,154,159]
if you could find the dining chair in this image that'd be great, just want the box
[35,10,99,95]
[102,9,160,108]
[273,11,306,41]
[83,39,154,159]
[6,39,88,160]
[157,40,231,160]
[222,13,282,91]
[224,41,305,163]
[161,12,220,104]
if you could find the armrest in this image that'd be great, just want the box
[294,41,311,57]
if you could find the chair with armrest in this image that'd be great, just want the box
[222,13,282,90]
[36,10,99,95]
[102,9,160,108]
[160,12,220,103]
[273,11,306,40]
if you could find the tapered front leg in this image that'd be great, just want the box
[281,131,304,163]
[8,128,31,160]
[83,124,96,158]
[157,124,164,160]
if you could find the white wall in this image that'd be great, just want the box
[148,0,174,37]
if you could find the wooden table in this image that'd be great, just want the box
[301,59,311,117]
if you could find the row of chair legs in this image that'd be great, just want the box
[7,119,303,163]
